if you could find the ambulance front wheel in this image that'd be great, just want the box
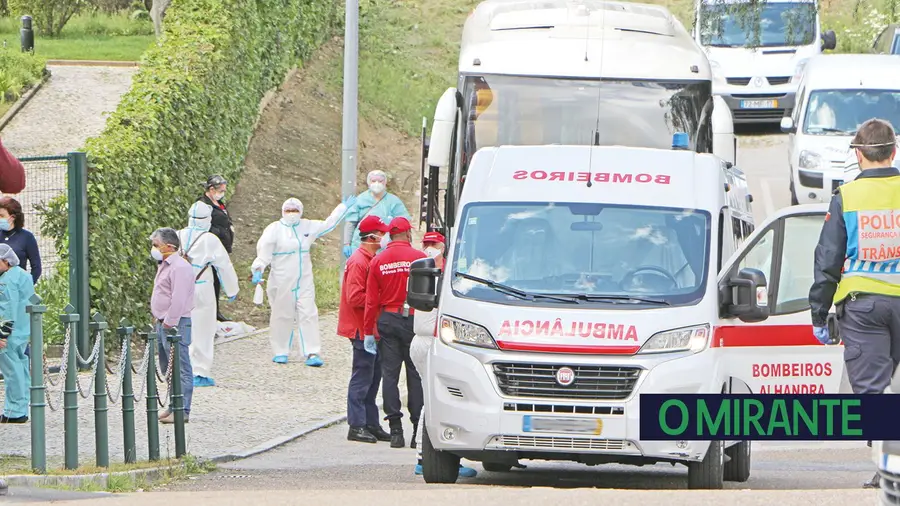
[687,440,724,489]
[422,427,461,484]
[724,441,751,482]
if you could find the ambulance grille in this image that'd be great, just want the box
[492,363,640,400]
[726,77,751,86]
[490,435,627,451]
[880,469,900,504]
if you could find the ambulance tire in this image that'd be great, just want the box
[687,440,724,489]
[724,441,751,482]
[422,426,461,484]
[481,462,513,473]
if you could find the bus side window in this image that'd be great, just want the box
[732,215,743,246]
[718,209,726,272]
[742,219,754,238]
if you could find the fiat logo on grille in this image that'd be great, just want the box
[555,367,576,386]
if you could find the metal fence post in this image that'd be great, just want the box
[89,313,109,468]
[143,325,160,461]
[67,152,90,366]
[20,15,34,54]
[60,304,80,470]
[26,294,47,474]
[167,327,186,458]
[118,318,136,464]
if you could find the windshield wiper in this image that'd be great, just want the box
[814,127,851,134]
[545,294,672,306]
[453,272,578,304]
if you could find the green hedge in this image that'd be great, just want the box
[38,0,339,341]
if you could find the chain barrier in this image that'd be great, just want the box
[134,340,152,401]
[103,336,130,404]
[43,325,71,412]
[74,336,102,399]
[160,341,175,408]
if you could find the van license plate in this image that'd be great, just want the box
[740,100,778,109]
[522,415,603,435]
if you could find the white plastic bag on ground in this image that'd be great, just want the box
[216,321,256,339]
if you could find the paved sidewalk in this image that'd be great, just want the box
[1,313,408,468]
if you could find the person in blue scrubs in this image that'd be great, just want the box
[0,243,35,423]
[0,197,41,361]
[342,170,411,259]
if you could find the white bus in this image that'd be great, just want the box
[419,0,737,231]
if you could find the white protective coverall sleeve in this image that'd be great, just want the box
[179,201,240,378]
[410,308,437,462]
[252,200,349,361]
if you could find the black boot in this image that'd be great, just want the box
[348,426,377,444]
[0,415,28,424]
[864,472,880,489]
[216,311,230,322]
[410,422,418,449]
[367,425,392,442]
[390,427,405,448]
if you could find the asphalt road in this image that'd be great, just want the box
[11,127,879,504]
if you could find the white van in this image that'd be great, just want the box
[406,143,847,489]
[780,54,900,204]
[694,0,836,124]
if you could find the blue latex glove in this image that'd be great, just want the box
[343,195,358,211]
[252,271,262,284]
[228,295,237,302]
[343,245,353,258]
[813,326,831,345]
[363,335,377,355]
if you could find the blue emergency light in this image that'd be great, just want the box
[672,132,689,150]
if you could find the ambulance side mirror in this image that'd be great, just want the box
[724,267,770,323]
[408,258,441,312]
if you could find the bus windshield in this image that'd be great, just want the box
[699,2,817,47]
[460,75,712,165]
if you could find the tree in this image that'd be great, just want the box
[149,0,171,37]
[8,0,85,37]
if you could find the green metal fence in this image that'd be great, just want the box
[10,156,68,275]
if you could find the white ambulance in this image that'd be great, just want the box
[406,144,847,489]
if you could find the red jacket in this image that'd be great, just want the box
[0,138,25,194]
[338,247,375,339]
[363,240,426,336]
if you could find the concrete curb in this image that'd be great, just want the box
[1,461,183,490]
[209,413,348,463]
[46,60,140,67]
[0,75,47,133]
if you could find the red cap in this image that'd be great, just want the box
[423,231,445,244]
[388,217,413,233]
[358,215,388,234]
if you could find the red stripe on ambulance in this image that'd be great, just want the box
[711,325,833,347]
[495,341,641,354]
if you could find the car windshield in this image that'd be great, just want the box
[699,2,817,47]
[460,75,712,165]
[450,202,711,307]
[803,89,900,135]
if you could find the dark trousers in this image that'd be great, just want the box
[377,312,423,430]
[347,336,383,428]
[213,274,222,316]
[838,294,900,394]
[156,317,194,414]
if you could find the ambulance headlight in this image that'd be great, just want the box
[708,60,727,86]
[637,324,710,354]
[799,150,825,171]
[440,315,498,349]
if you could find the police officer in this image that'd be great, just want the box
[809,118,900,489]
[363,217,426,448]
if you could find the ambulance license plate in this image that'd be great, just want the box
[522,415,603,435]
[740,99,778,109]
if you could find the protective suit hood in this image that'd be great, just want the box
[189,201,213,232]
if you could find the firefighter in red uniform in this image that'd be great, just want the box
[339,215,393,444]
[363,217,427,448]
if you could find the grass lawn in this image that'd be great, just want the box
[0,12,154,61]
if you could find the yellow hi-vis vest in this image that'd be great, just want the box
[834,175,900,303]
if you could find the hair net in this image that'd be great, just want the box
[0,244,20,267]
[188,201,213,231]
[367,170,387,184]
[282,198,304,217]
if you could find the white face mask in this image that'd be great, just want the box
[215,192,226,201]
[369,182,386,195]
[380,234,391,249]
[424,247,442,259]
[282,213,301,226]
[151,247,164,261]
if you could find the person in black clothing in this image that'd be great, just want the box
[199,175,235,322]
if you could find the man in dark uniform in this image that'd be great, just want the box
[199,175,234,322]
[809,118,900,489]
[363,217,426,448]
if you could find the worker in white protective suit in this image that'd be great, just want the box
[178,202,240,388]
[252,196,356,367]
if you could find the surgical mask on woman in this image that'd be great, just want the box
[369,182,386,195]
[424,247,441,259]
[0,219,11,232]
[214,192,226,201]
[150,247,164,262]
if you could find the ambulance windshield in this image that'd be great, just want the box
[450,202,711,307]
[460,75,712,165]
